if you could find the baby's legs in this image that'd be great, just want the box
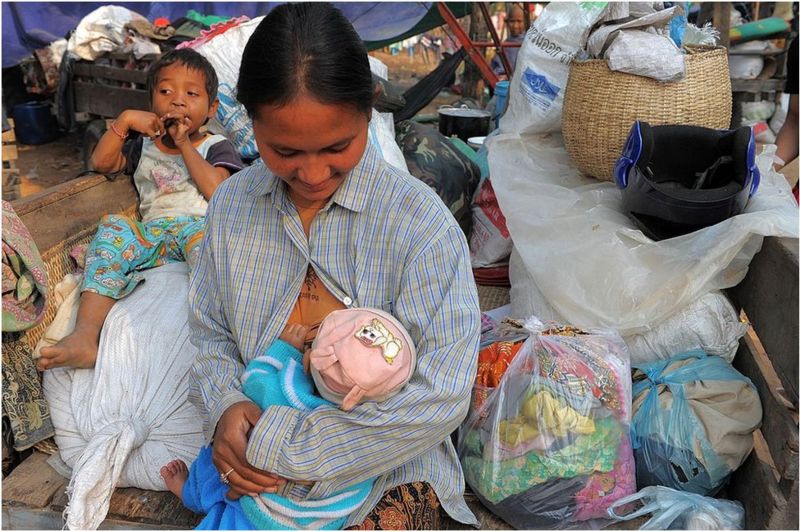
[160,460,189,502]
[38,215,164,370]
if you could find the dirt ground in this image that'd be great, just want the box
[11,49,461,200]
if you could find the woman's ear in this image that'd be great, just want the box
[372,82,383,107]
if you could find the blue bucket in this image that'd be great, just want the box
[13,102,59,145]
[494,81,510,128]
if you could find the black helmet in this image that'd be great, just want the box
[614,121,760,241]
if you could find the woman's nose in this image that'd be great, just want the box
[297,157,332,184]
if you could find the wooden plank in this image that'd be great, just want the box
[729,237,799,402]
[12,173,138,252]
[73,63,148,85]
[731,78,785,93]
[73,81,150,118]
[729,429,799,530]
[3,144,18,161]
[3,128,16,143]
[732,325,799,486]
[1,451,67,509]
[50,486,201,528]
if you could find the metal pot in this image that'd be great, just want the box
[438,105,490,142]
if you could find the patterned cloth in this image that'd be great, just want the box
[82,214,204,299]
[346,482,442,530]
[188,141,480,527]
[2,200,48,332]
[395,120,481,239]
[463,415,621,503]
[2,334,54,450]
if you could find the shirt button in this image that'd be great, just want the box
[343,296,353,306]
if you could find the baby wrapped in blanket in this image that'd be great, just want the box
[160,308,416,529]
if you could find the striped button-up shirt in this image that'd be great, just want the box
[187,142,481,526]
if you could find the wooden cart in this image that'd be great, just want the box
[71,52,157,169]
[1,174,797,529]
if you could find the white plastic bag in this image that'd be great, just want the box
[510,248,748,363]
[43,263,205,530]
[607,486,745,529]
[489,131,798,336]
[500,2,609,136]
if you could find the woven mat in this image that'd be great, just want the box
[477,284,510,312]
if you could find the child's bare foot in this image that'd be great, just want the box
[160,459,189,501]
[280,323,309,352]
[37,330,99,371]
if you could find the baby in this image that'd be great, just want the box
[38,48,243,371]
[160,308,416,529]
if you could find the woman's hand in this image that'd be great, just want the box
[117,110,164,139]
[212,401,287,499]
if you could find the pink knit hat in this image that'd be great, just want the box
[309,308,416,411]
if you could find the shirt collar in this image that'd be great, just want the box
[245,141,382,215]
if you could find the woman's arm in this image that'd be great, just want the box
[188,203,286,497]
[775,94,799,170]
[244,224,480,495]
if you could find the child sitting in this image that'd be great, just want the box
[160,308,417,530]
[37,48,243,371]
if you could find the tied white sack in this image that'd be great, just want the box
[43,263,205,530]
[510,247,748,364]
[488,132,798,336]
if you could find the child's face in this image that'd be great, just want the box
[252,94,369,207]
[151,63,217,136]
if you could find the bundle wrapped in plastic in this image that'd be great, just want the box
[459,317,634,529]
[631,350,762,496]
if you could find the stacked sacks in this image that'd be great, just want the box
[459,319,635,529]
[631,350,762,495]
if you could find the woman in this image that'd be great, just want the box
[187,3,481,529]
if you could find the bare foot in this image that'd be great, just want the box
[37,329,99,371]
[280,323,309,352]
[160,459,189,501]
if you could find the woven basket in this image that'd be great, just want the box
[562,46,732,181]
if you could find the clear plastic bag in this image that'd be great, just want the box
[488,130,799,336]
[607,486,745,530]
[460,317,634,529]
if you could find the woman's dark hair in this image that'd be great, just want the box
[146,48,219,103]
[237,2,373,117]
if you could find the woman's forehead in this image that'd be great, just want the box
[253,96,367,144]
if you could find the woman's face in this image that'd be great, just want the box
[253,94,370,207]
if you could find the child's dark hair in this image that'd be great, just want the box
[237,2,373,118]
[146,48,219,103]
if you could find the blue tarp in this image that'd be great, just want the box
[2,2,470,68]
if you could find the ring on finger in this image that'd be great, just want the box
[220,467,234,484]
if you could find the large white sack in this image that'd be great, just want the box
[489,131,798,337]
[510,246,748,364]
[499,2,608,136]
[43,263,204,530]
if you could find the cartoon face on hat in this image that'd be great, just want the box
[309,308,416,411]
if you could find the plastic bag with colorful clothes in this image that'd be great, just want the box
[459,316,635,529]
